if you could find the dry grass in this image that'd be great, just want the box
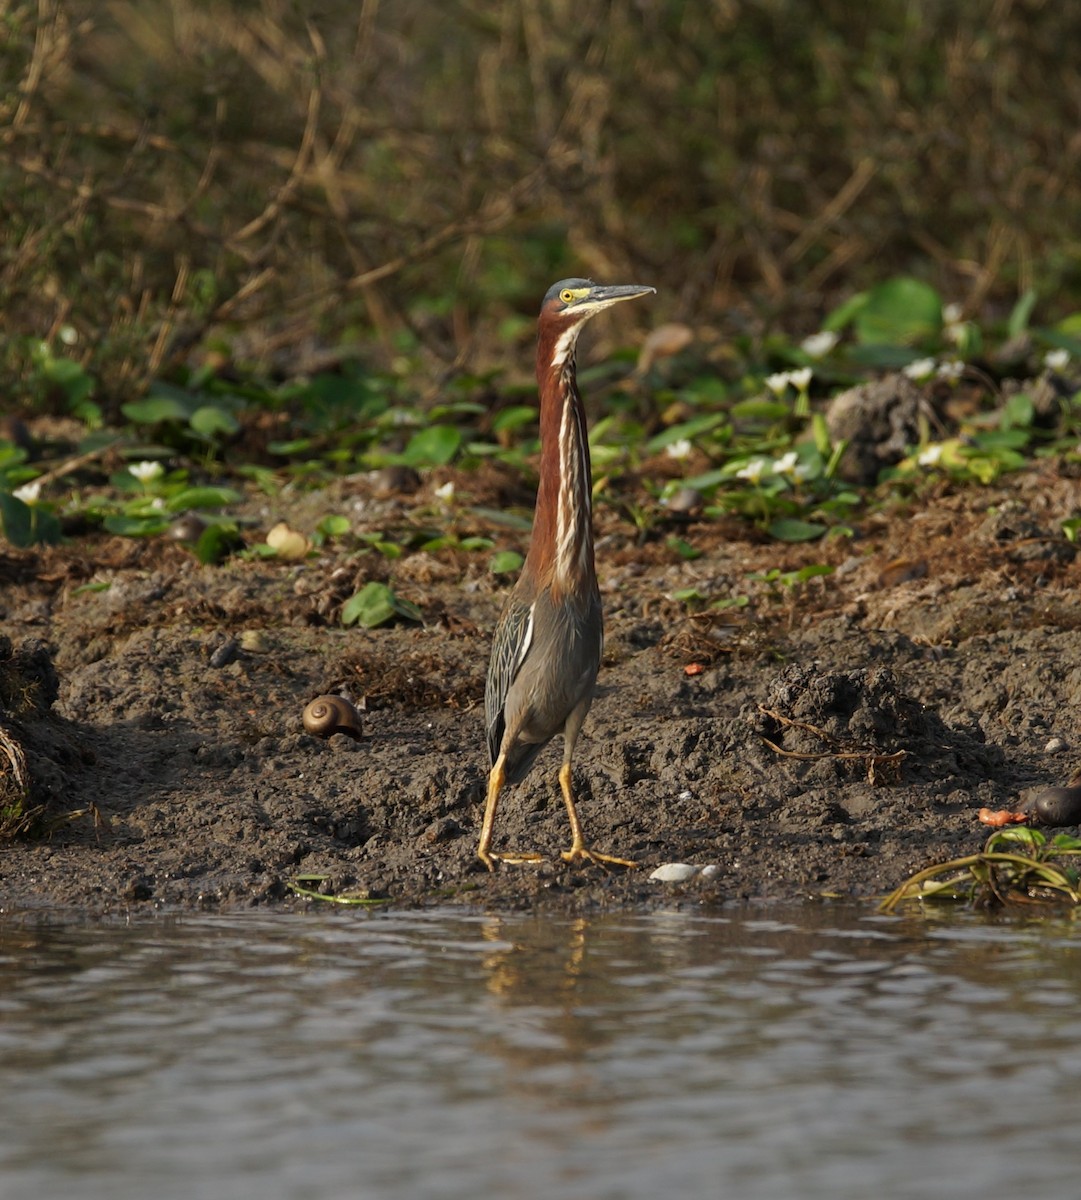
[3,0,1081,408]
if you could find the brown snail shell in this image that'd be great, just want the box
[303,695,363,741]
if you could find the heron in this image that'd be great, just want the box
[479,279,655,871]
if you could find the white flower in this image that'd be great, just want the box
[788,367,813,391]
[433,481,455,502]
[800,331,838,359]
[936,360,965,383]
[771,451,800,475]
[665,438,693,460]
[942,303,968,346]
[735,457,771,484]
[130,460,164,484]
[1045,348,1070,372]
[151,497,166,511]
[765,372,792,397]
[13,481,41,504]
[918,443,944,467]
[903,357,937,382]
[58,325,78,346]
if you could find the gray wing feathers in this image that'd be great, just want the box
[484,598,534,766]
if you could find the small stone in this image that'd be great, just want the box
[167,513,208,542]
[369,465,421,498]
[649,863,699,883]
[664,487,704,514]
[209,637,240,668]
[424,817,461,844]
[122,875,154,902]
[239,630,270,653]
[1045,736,1069,753]
[697,864,721,880]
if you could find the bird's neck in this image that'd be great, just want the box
[525,347,595,600]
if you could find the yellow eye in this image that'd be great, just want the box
[560,289,575,304]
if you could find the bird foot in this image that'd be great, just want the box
[560,846,637,869]
[478,850,545,872]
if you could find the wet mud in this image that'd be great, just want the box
[2,459,1080,913]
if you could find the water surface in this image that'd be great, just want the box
[2,903,1080,1199]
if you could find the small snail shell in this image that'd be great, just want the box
[303,695,363,740]
[1030,785,1081,827]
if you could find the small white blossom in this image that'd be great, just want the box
[665,438,693,460]
[936,359,965,383]
[773,450,813,481]
[918,443,944,467]
[735,457,771,484]
[433,481,455,502]
[903,357,937,382]
[942,303,968,346]
[151,497,166,511]
[765,371,792,397]
[1044,348,1070,372]
[800,331,838,359]
[13,481,41,504]
[58,325,78,346]
[130,460,164,484]
[788,367,813,391]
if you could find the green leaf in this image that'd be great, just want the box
[316,514,351,539]
[42,356,95,406]
[853,277,942,346]
[0,492,33,547]
[402,424,461,466]
[103,513,171,537]
[1000,392,1034,430]
[166,486,242,512]
[194,523,242,564]
[491,406,537,434]
[666,537,702,561]
[645,414,726,454]
[341,582,422,628]
[122,395,194,424]
[987,826,1044,850]
[730,400,790,422]
[189,405,240,439]
[679,468,731,492]
[490,550,524,575]
[768,517,827,542]
[1008,289,1038,338]
[30,507,62,545]
[822,290,869,332]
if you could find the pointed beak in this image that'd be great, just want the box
[587,284,656,309]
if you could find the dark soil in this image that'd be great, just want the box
[3,457,1080,914]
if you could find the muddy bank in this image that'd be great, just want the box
[2,461,1079,913]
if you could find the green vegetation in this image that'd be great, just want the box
[881,828,1081,913]
[3,4,1081,628]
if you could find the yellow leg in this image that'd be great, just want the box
[477,755,543,871]
[558,761,636,868]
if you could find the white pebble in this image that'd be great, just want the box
[677,790,693,801]
[649,863,700,883]
[697,865,721,880]
[1045,737,1069,753]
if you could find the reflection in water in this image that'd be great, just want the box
[2,904,1081,1200]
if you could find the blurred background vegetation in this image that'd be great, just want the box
[3,0,1081,409]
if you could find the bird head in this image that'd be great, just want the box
[539,279,655,369]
